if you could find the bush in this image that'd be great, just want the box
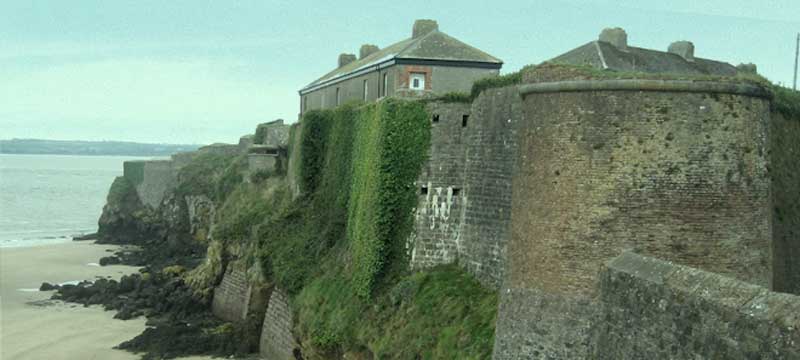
[772,85,800,120]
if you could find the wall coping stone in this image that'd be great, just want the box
[518,79,772,99]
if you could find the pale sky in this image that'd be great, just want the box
[1,0,798,144]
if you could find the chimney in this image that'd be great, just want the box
[668,41,695,62]
[599,27,628,51]
[412,19,438,39]
[338,53,356,68]
[359,44,380,59]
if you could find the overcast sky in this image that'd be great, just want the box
[1,0,798,144]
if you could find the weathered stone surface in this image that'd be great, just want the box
[260,287,298,360]
[409,87,520,289]
[510,86,772,295]
[247,154,277,174]
[594,252,800,359]
[211,263,251,322]
[411,102,471,270]
[124,160,177,209]
[771,112,800,294]
[254,119,290,148]
[461,86,521,288]
[493,287,599,359]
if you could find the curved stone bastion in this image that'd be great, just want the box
[494,79,774,359]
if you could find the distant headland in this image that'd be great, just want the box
[0,138,201,156]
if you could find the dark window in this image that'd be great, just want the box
[432,114,440,123]
[420,186,428,195]
[452,188,461,196]
[462,114,469,127]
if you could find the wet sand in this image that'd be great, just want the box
[0,241,212,360]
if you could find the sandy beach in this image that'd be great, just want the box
[0,241,212,360]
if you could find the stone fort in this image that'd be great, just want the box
[121,20,800,359]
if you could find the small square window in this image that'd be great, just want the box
[432,114,440,123]
[410,72,425,90]
[452,188,461,196]
[420,186,428,195]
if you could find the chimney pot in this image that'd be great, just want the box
[599,27,628,51]
[668,41,695,62]
[359,44,380,59]
[412,19,439,39]
[338,53,356,68]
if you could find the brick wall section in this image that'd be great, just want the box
[771,112,800,294]
[212,264,251,322]
[260,287,298,360]
[460,86,521,288]
[410,102,471,269]
[594,252,800,359]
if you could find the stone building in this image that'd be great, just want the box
[298,19,502,115]
[550,27,739,75]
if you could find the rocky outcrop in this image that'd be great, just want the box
[97,176,160,245]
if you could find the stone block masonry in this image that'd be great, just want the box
[409,87,521,289]
[260,288,298,360]
[212,264,251,322]
[771,112,800,294]
[594,252,800,359]
[460,86,521,288]
[495,80,773,359]
[411,102,471,270]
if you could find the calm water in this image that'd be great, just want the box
[0,154,157,247]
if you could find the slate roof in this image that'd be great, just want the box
[549,41,738,76]
[300,30,502,93]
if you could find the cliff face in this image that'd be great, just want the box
[97,176,160,245]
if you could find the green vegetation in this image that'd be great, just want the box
[107,176,136,205]
[772,85,800,120]
[244,99,495,357]
[470,70,525,99]
[295,265,497,359]
[176,152,244,203]
[170,97,495,358]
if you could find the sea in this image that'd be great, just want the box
[0,154,159,248]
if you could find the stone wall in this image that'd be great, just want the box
[254,119,290,148]
[260,288,298,360]
[771,112,800,294]
[123,160,176,209]
[495,80,773,359]
[460,86,521,288]
[248,154,277,174]
[594,252,800,359]
[212,264,251,322]
[409,89,521,288]
[410,102,471,269]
